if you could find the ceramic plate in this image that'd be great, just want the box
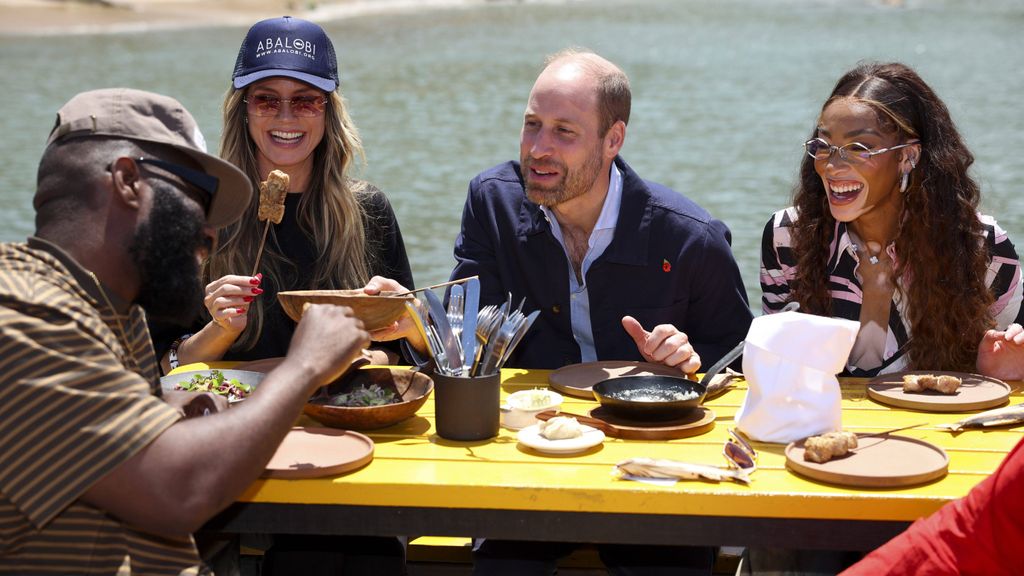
[263,427,375,479]
[867,371,1010,412]
[517,424,605,454]
[785,433,948,488]
[548,361,682,399]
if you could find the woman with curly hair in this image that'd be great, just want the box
[153,16,416,371]
[761,61,1024,380]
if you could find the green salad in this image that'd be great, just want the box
[174,369,253,400]
[327,384,400,407]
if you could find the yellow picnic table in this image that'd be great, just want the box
[176,363,1024,550]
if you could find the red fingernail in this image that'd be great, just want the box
[243,296,253,302]
[249,277,261,285]
[252,288,263,295]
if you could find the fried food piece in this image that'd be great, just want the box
[902,374,961,395]
[803,431,858,464]
[258,170,289,224]
[934,375,962,395]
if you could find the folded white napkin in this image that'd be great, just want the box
[735,311,860,443]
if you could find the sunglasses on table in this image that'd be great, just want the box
[244,94,328,117]
[723,429,757,471]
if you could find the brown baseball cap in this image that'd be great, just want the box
[46,87,251,228]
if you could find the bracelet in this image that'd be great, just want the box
[168,333,193,370]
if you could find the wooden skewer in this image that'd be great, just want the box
[392,276,479,297]
[251,220,271,277]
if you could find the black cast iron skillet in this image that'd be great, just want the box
[591,375,707,421]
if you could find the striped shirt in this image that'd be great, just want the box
[0,238,203,575]
[761,207,1024,376]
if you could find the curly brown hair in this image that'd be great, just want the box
[789,62,993,371]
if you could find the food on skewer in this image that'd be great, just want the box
[258,169,289,223]
[902,374,962,395]
[803,431,859,463]
[251,170,290,276]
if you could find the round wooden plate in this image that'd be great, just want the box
[548,361,682,399]
[587,406,715,440]
[867,371,1010,412]
[263,427,374,479]
[785,434,948,488]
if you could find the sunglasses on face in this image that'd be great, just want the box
[134,157,217,215]
[804,138,919,166]
[244,94,328,117]
[723,429,757,471]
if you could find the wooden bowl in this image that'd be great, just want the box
[591,375,707,421]
[304,368,434,430]
[277,289,413,331]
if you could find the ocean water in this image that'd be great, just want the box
[2,0,1021,308]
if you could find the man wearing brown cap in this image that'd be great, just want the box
[0,88,369,574]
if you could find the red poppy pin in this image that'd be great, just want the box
[662,259,671,273]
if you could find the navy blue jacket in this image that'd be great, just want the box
[450,157,753,370]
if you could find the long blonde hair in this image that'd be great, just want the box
[210,85,371,351]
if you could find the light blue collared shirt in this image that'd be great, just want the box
[540,165,623,362]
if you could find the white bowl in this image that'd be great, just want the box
[500,389,564,430]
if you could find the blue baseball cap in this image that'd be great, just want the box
[232,16,339,92]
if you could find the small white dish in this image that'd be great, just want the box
[517,423,605,454]
[501,389,564,430]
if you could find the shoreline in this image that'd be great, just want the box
[0,0,500,36]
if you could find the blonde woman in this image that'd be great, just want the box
[153,16,414,372]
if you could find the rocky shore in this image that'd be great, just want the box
[0,0,494,36]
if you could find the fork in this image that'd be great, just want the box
[448,288,464,341]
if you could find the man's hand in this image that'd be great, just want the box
[286,304,371,394]
[162,390,229,418]
[621,316,700,375]
[977,323,1024,381]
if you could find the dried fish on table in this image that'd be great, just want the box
[939,403,1024,432]
[614,457,750,485]
[803,431,858,463]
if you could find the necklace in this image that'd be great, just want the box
[852,240,886,265]
[86,271,136,369]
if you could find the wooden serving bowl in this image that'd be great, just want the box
[304,368,434,430]
[277,289,413,331]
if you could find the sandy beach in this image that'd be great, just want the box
[0,0,494,35]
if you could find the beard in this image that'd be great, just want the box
[523,142,605,208]
[130,183,206,325]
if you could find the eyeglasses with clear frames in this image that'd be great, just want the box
[244,94,328,117]
[804,138,919,165]
[723,429,757,471]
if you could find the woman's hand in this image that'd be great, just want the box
[977,323,1024,381]
[204,273,262,334]
[362,275,428,354]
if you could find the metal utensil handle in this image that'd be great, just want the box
[461,278,480,376]
[698,340,746,386]
[392,276,479,297]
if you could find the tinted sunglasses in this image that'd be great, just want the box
[723,429,757,471]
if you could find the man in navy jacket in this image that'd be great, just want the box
[450,49,753,576]
[450,51,752,375]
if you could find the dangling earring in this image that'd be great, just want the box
[900,158,916,194]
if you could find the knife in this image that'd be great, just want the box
[461,277,480,376]
[698,340,746,386]
[424,289,461,374]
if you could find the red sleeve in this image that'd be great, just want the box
[842,437,1024,576]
